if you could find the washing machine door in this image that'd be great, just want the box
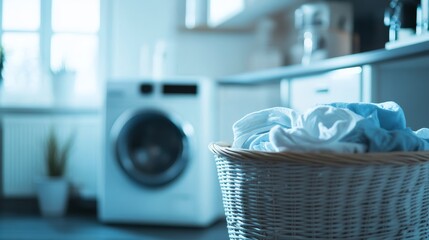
[112,109,190,187]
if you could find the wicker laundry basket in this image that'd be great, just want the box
[209,143,429,240]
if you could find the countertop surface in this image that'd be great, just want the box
[219,40,429,84]
[0,199,229,240]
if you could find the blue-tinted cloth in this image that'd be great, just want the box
[330,101,429,152]
[342,119,429,152]
[328,101,406,130]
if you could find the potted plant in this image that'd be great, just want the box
[50,63,76,105]
[36,129,74,217]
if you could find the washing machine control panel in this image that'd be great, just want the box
[137,83,198,96]
[162,84,197,95]
[140,84,153,94]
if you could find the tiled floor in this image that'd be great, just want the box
[0,199,229,240]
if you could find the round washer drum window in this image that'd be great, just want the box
[113,110,189,187]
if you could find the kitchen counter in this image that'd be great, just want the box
[218,40,429,84]
[0,199,229,240]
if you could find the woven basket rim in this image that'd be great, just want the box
[209,142,429,166]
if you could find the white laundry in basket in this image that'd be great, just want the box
[232,102,429,153]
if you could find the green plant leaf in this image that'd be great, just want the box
[45,128,74,177]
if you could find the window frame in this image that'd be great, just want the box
[0,0,101,103]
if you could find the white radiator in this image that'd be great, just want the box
[2,113,102,198]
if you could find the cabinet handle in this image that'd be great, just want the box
[315,88,329,94]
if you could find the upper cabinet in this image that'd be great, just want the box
[207,0,300,29]
[184,0,301,30]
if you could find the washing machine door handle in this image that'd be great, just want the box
[111,109,190,187]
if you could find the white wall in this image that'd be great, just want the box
[107,0,177,78]
[175,32,255,77]
[105,0,255,79]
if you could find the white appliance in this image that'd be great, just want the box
[99,77,223,226]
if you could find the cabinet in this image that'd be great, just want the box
[370,55,429,129]
[218,83,281,143]
[284,67,363,113]
[185,0,302,30]
[207,0,300,28]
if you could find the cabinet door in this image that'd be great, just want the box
[288,67,362,112]
[218,83,281,143]
[372,55,429,129]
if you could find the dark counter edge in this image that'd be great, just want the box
[218,41,429,85]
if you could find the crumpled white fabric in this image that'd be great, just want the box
[231,102,429,153]
[415,128,429,139]
[270,106,366,153]
[232,105,367,153]
[231,107,298,150]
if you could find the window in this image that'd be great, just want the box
[0,0,100,104]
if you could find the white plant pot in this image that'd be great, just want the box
[51,72,76,106]
[36,177,69,217]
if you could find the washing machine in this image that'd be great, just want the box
[99,77,224,227]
